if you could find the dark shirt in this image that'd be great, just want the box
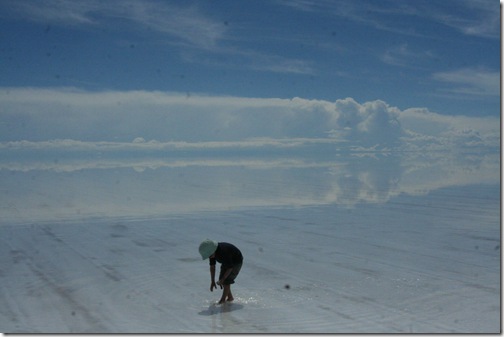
[209,242,243,266]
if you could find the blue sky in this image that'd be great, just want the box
[0,0,500,117]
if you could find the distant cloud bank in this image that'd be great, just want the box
[0,87,498,153]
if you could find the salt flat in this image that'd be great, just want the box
[0,181,499,333]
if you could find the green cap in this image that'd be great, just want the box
[199,239,218,260]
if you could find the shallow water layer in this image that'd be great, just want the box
[0,151,500,333]
[0,150,498,223]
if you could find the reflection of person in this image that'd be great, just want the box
[199,239,243,304]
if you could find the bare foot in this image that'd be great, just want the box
[226,295,234,302]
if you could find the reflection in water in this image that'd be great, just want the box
[0,148,499,224]
[198,303,244,316]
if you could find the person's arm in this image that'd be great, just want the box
[210,265,221,291]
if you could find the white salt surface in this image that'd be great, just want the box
[0,184,500,333]
[0,150,500,333]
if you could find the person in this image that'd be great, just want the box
[199,239,243,304]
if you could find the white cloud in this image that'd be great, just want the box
[432,0,500,39]
[279,0,500,39]
[0,87,498,152]
[0,88,338,142]
[249,54,316,75]
[5,0,99,25]
[2,0,227,50]
[432,68,500,97]
[331,98,402,146]
[113,0,226,50]
[179,43,317,75]
[381,44,436,68]
[398,106,499,150]
[2,0,314,74]
[0,140,341,173]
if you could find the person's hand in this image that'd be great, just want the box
[210,281,217,292]
[217,280,224,288]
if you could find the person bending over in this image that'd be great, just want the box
[199,239,243,304]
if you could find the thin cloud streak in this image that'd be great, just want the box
[381,43,437,68]
[278,0,500,39]
[179,46,316,75]
[3,0,227,49]
[432,68,500,97]
[2,0,316,75]
[429,0,500,39]
[5,0,99,25]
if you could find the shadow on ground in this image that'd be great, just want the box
[198,303,244,316]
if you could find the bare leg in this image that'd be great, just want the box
[227,286,234,302]
[219,284,230,304]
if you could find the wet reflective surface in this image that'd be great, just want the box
[0,146,499,223]
[0,148,500,332]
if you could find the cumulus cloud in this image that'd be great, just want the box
[331,98,402,146]
[0,87,498,152]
